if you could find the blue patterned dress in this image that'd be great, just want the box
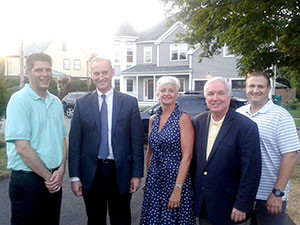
[140,105,196,225]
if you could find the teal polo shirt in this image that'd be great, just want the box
[5,84,66,171]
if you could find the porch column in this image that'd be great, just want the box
[154,75,157,102]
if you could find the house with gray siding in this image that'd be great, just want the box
[113,20,246,103]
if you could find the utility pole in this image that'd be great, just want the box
[19,40,25,88]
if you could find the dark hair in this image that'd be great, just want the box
[90,56,112,70]
[246,71,270,87]
[26,53,52,71]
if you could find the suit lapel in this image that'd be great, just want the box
[201,113,210,162]
[112,90,122,139]
[206,109,235,162]
[89,90,101,133]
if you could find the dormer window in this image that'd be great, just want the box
[144,47,152,63]
[170,44,187,61]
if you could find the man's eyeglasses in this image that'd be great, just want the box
[247,84,268,90]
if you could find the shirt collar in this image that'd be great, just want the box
[210,114,225,125]
[96,88,113,98]
[25,84,53,101]
[245,99,273,116]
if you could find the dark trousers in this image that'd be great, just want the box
[9,170,62,225]
[83,160,132,225]
[250,200,287,225]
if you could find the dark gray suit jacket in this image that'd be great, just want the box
[68,90,144,194]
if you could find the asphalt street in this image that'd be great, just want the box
[0,117,299,225]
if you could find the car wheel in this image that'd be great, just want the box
[66,107,74,118]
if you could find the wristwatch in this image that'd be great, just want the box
[175,184,183,189]
[272,188,284,197]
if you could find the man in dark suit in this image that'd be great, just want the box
[68,56,144,225]
[191,77,261,225]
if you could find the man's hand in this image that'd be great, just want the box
[129,177,141,193]
[45,167,65,193]
[266,192,283,214]
[71,181,83,197]
[231,207,246,223]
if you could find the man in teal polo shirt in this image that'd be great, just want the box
[5,53,67,225]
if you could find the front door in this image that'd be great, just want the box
[143,79,154,101]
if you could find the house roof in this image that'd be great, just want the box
[122,64,190,74]
[114,22,138,37]
[137,20,169,42]
[24,41,52,56]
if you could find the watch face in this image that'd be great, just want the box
[273,188,284,197]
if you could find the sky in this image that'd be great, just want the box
[0,0,167,56]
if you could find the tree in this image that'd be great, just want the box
[0,57,5,77]
[69,79,88,92]
[0,78,8,118]
[48,79,58,96]
[162,0,300,78]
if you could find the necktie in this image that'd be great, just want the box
[98,94,109,159]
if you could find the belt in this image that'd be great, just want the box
[98,159,114,164]
[12,167,59,174]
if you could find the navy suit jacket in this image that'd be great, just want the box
[191,109,261,225]
[68,90,144,194]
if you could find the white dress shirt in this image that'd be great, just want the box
[96,88,114,160]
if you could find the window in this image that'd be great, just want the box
[194,80,207,92]
[114,65,121,76]
[74,59,81,70]
[126,79,133,92]
[170,44,188,61]
[62,41,67,51]
[127,47,133,63]
[114,79,120,91]
[63,59,70,70]
[223,45,234,57]
[144,47,152,63]
[231,79,246,90]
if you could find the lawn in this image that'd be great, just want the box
[289,107,300,118]
[286,164,300,224]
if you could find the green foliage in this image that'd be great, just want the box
[58,78,89,99]
[69,79,89,92]
[48,79,58,96]
[0,57,5,77]
[162,0,300,78]
[89,81,96,91]
[0,134,10,179]
[283,99,299,110]
[0,78,8,118]
[278,67,300,98]
[5,77,20,88]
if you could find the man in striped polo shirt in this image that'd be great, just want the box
[237,71,300,225]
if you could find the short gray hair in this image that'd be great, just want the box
[157,76,181,92]
[204,77,231,97]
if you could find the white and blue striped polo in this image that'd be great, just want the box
[237,100,300,201]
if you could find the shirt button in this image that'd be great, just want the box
[201,187,204,190]
[203,171,208,176]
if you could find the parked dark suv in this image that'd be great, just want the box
[62,92,89,118]
[140,94,247,141]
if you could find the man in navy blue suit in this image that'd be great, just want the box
[68,56,144,225]
[191,77,261,225]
